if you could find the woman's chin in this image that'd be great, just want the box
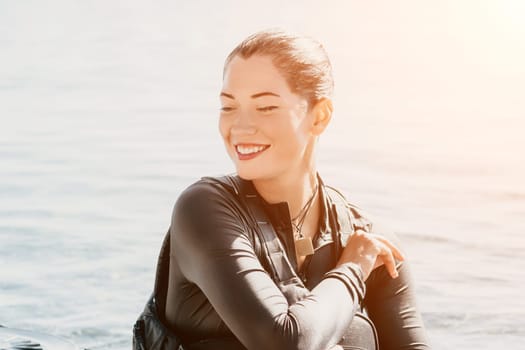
[235,168,259,180]
[235,166,268,181]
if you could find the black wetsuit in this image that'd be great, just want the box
[164,176,430,349]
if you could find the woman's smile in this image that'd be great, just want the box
[235,143,271,160]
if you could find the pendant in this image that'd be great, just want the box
[295,237,314,256]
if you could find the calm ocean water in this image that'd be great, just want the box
[1,1,524,349]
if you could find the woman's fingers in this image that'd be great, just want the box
[371,234,405,262]
[363,231,404,279]
[376,241,399,279]
[339,230,406,281]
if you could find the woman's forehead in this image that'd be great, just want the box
[222,55,294,99]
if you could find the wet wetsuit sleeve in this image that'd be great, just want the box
[171,182,365,350]
[364,231,431,349]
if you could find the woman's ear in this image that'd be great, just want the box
[310,98,333,136]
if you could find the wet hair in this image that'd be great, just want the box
[224,29,334,108]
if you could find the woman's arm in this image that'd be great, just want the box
[171,181,365,350]
[364,231,431,349]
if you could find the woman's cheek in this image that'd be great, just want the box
[218,116,230,141]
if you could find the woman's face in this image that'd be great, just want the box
[219,55,314,181]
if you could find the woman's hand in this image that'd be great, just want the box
[337,230,405,281]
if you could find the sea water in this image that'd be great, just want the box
[1,1,524,349]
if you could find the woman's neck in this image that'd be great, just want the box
[251,170,319,221]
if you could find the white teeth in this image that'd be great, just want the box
[236,145,267,155]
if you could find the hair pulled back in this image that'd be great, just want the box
[224,29,334,107]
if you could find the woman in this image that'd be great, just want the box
[162,30,430,349]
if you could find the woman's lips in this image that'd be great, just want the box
[235,144,270,160]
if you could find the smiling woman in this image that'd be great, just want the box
[219,55,320,184]
[133,29,430,350]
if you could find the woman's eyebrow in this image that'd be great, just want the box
[251,92,280,98]
[220,91,281,99]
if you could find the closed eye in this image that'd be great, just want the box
[257,106,278,112]
[221,106,235,112]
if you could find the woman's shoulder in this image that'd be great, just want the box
[173,175,244,217]
[323,183,398,240]
[174,175,239,211]
[324,185,370,216]
[323,184,374,232]
[170,175,252,245]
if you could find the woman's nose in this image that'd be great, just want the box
[230,113,257,136]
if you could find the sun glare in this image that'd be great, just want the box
[444,0,525,76]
